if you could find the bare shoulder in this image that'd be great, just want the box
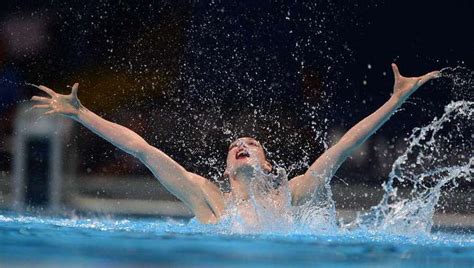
[288,174,304,187]
[187,173,226,217]
[288,174,305,202]
[188,173,223,195]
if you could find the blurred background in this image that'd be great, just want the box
[0,1,472,224]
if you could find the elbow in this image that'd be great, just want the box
[129,141,151,159]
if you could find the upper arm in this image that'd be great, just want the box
[289,145,347,205]
[137,145,224,222]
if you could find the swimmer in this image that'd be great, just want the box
[30,64,439,223]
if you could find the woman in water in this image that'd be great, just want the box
[30,64,439,224]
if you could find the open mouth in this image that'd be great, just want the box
[236,149,250,160]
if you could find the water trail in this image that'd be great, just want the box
[0,77,28,88]
[438,66,473,101]
[347,67,473,235]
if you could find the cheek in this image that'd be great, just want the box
[226,151,234,162]
[252,149,265,160]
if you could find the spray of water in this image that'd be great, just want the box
[210,67,473,236]
[0,68,471,241]
[330,67,473,235]
[217,168,294,234]
[348,100,472,235]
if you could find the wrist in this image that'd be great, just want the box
[387,94,406,111]
[70,104,87,120]
[389,93,405,105]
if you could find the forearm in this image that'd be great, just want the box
[29,83,225,220]
[290,64,439,205]
[73,105,149,157]
[336,95,402,157]
[290,95,403,204]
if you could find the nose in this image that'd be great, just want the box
[236,141,247,149]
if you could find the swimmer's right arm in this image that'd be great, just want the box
[289,64,440,205]
[30,83,224,223]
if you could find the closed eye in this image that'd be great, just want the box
[248,141,259,147]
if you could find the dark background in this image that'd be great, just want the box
[0,1,472,192]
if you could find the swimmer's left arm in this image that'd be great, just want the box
[289,63,439,205]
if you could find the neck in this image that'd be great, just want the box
[229,167,268,202]
[229,172,252,202]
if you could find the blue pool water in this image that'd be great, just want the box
[0,211,473,267]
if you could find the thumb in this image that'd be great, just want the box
[71,83,79,99]
[391,63,401,80]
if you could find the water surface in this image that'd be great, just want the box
[0,212,473,267]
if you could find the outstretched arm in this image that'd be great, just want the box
[289,64,439,205]
[31,83,224,223]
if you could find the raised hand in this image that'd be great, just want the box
[391,63,440,102]
[30,83,82,117]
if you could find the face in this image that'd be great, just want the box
[225,137,272,176]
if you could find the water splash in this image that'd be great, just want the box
[350,67,473,235]
[215,168,295,234]
[202,165,338,235]
[211,67,473,236]
[348,99,472,235]
[4,66,473,238]
[438,66,473,101]
[0,77,28,88]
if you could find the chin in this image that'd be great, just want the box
[230,160,262,175]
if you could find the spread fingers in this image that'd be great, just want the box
[33,104,50,109]
[37,85,56,97]
[31,96,51,103]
